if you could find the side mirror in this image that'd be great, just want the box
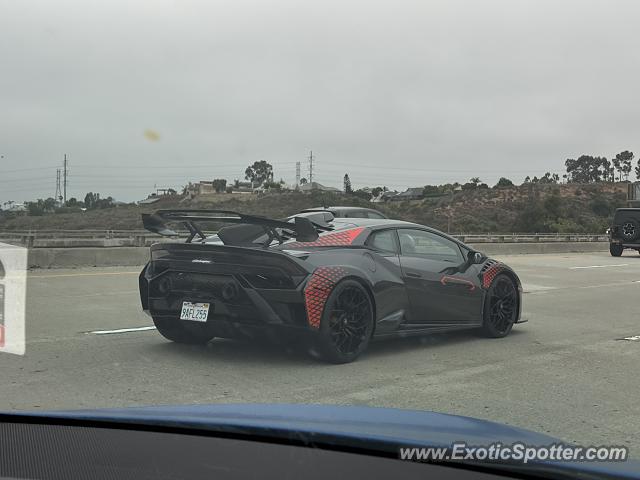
[468,251,485,264]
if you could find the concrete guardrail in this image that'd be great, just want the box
[20,242,610,269]
[0,231,609,248]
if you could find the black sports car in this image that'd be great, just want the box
[139,210,524,363]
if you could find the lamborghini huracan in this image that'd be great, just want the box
[139,210,524,363]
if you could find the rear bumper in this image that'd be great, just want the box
[609,240,640,248]
[139,263,312,332]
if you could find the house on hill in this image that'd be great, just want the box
[390,187,424,201]
[371,191,399,202]
[299,181,341,193]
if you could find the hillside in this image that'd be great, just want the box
[0,183,629,233]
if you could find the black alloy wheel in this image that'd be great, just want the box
[481,274,518,338]
[316,280,374,363]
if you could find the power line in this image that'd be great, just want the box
[0,166,59,174]
[68,161,300,169]
[0,176,55,183]
[318,161,547,174]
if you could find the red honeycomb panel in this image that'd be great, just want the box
[286,227,365,249]
[304,266,348,329]
[482,263,503,289]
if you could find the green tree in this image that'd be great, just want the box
[565,156,609,183]
[343,174,353,194]
[94,196,114,209]
[84,192,100,209]
[352,188,371,200]
[423,185,441,195]
[538,172,558,184]
[26,198,56,216]
[244,160,273,186]
[614,151,634,181]
[212,178,227,193]
[494,177,514,188]
[590,196,612,216]
[543,195,562,219]
[371,186,385,197]
[26,201,44,216]
[263,180,282,191]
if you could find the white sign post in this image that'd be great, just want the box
[0,242,27,355]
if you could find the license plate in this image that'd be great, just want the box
[180,302,210,322]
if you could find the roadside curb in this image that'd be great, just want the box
[28,247,150,269]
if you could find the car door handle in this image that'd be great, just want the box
[440,275,476,292]
[406,271,422,278]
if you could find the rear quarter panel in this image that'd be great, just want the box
[301,249,409,332]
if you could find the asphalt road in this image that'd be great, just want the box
[2,251,640,455]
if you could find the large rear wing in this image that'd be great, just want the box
[141,209,320,245]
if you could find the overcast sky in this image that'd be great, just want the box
[2,0,640,204]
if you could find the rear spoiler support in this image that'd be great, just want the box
[141,209,320,245]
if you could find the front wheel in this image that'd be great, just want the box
[610,244,623,257]
[481,274,518,338]
[315,280,375,364]
[152,316,215,344]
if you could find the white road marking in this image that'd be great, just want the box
[522,283,555,293]
[569,264,628,270]
[526,280,640,294]
[30,271,139,279]
[40,290,137,299]
[86,326,156,335]
[622,335,640,341]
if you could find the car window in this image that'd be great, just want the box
[397,229,462,263]
[366,211,385,219]
[367,229,399,254]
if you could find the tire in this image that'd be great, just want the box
[315,279,375,364]
[481,274,518,338]
[610,244,623,257]
[621,219,640,241]
[152,316,215,345]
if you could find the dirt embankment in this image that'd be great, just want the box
[0,183,629,233]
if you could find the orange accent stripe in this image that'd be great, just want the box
[440,275,476,292]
